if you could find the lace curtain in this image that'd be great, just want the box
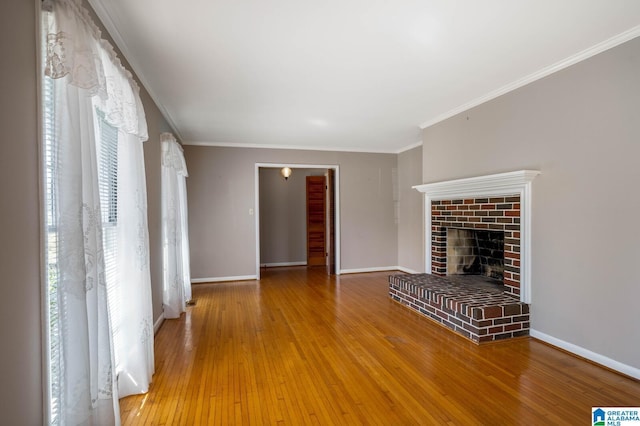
[111,131,155,398]
[43,0,152,424]
[161,133,192,318]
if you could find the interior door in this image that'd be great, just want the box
[325,169,335,274]
[306,176,326,266]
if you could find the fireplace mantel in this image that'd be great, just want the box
[413,170,540,303]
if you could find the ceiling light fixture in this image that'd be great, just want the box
[281,167,292,180]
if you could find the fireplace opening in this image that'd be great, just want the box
[447,228,504,285]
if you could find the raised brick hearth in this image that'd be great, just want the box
[389,273,530,343]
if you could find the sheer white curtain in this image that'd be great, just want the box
[43,0,152,423]
[111,130,155,398]
[161,133,192,318]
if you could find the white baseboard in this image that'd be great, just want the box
[262,261,307,267]
[191,275,258,284]
[396,266,421,274]
[340,266,403,274]
[153,314,164,335]
[530,329,640,380]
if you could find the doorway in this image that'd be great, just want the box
[255,163,340,279]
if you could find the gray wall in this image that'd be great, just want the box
[0,0,42,423]
[397,146,424,273]
[422,37,640,370]
[0,2,175,423]
[259,167,325,266]
[185,146,398,278]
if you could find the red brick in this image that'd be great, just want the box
[481,204,496,210]
[505,252,520,260]
[504,279,519,287]
[483,306,503,319]
[436,310,449,320]
[489,326,504,334]
[505,324,522,332]
[505,210,520,217]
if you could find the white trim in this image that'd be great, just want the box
[262,261,307,267]
[340,266,402,274]
[395,141,423,154]
[153,314,164,335]
[185,140,404,154]
[191,275,258,284]
[255,163,341,279]
[396,266,420,274]
[420,25,640,130]
[413,170,540,303]
[530,330,640,380]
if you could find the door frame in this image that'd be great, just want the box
[254,163,340,279]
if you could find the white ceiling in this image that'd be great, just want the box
[90,0,640,153]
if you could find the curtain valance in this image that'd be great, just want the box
[42,0,148,141]
[160,133,189,176]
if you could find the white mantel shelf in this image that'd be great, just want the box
[413,170,541,199]
[413,170,541,303]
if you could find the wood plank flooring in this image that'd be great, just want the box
[120,267,639,425]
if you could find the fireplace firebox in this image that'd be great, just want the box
[447,228,504,282]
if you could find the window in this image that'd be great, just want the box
[97,110,118,225]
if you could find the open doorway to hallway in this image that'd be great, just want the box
[255,164,340,279]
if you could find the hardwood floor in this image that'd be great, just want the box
[120,267,639,425]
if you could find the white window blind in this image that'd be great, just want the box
[95,111,123,371]
[43,64,61,426]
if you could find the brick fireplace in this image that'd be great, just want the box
[432,196,521,297]
[388,170,540,344]
[415,170,540,303]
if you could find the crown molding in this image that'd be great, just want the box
[420,25,640,130]
[395,141,423,154]
[183,140,407,154]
